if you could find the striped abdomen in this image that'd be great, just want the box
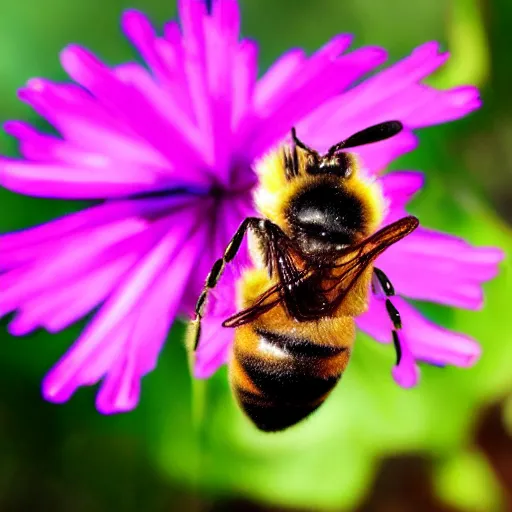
[230,326,352,432]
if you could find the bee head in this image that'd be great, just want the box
[291,128,354,179]
[312,152,355,179]
[291,121,403,180]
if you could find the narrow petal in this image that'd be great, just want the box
[42,208,200,403]
[1,200,196,319]
[356,295,482,368]
[6,119,173,180]
[60,45,207,174]
[255,34,354,118]
[133,230,207,377]
[0,218,152,317]
[376,227,505,309]
[17,80,166,166]
[210,0,241,45]
[95,334,141,414]
[7,254,138,335]
[355,132,418,175]
[177,0,214,162]
[391,331,420,388]
[320,42,449,125]
[253,48,306,114]
[296,46,391,144]
[96,230,204,413]
[201,0,246,178]
[180,194,252,316]
[0,195,192,255]
[0,159,162,198]
[186,199,249,378]
[193,256,243,377]
[121,10,174,84]
[230,39,258,151]
[251,36,357,149]
[250,41,387,159]
[194,319,234,378]
[4,121,85,165]
[300,42,480,169]
[113,64,204,166]
[379,170,424,216]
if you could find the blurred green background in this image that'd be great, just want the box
[1,0,511,510]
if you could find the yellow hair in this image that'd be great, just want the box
[254,144,386,237]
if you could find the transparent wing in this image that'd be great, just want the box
[222,216,419,327]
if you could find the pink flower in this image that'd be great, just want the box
[0,0,503,413]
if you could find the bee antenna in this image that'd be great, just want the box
[291,127,318,156]
[327,121,404,155]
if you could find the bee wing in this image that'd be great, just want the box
[222,216,418,327]
[221,294,281,328]
[336,215,419,269]
[221,266,313,328]
[322,216,419,314]
[223,221,311,328]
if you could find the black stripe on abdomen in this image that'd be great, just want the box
[239,354,339,403]
[236,387,324,432]
[233,329,348,431]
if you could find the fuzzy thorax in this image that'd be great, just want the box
[253,144,386,237]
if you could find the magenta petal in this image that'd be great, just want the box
[250,39,387,159]
[192,256,241,378]
[396,85,482,127]
[5,118,169,173]
[329,42,449,123]
[194,321,233,379]
[299,42,480,169]
[379,170,425,223]
[376,227,504,309]
[391,332,420,388]
[0,195,192,257]
[41,210,199,403]
[7,255,137,335]
[398,299,482,367]
[96,349,141,414]
[0,218,153,318]
[0,159,163,198]
[121,10,171,83]
[254,49,306,114]
[113,64,201,156]
[379,171,424,206]
[94,208,205,414]
[357,132,418,175]
[16,80,166,166]
[60,46,207,174]
[257,33,352,123]
[231,40,258,133]
[135,228,207,377]
[191,201,247,378]
[181,195,251,315]
[357,295,482,368]
[193,266,240,378]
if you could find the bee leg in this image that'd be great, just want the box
[372,267,403,366]
[191,217,263,351]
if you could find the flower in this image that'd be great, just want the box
[0,0,503,413]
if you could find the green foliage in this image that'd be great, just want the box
[1,0,511,510]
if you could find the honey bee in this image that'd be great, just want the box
[189,121,419,432]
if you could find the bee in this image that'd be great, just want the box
[189,121,419,432]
